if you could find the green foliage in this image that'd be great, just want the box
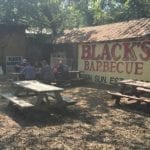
[63,6,85,29]
[0,0,149,35]
[88,0,150,25]
[124,0,150,19]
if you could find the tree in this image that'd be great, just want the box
[0,0,65,35]
[0,0,149,35]
[0,0,38,24]
[87,0,150,25]
[124,0,150,19]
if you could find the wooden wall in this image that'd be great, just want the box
[0,24,26,73]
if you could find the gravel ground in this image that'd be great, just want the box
[0,81,149,150]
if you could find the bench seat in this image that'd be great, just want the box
[0,93,34,108]
[46,93,76,105]
[62,96,77,105]
[107,91,150,104]
[136,87,150,93]
[107,91,141,100]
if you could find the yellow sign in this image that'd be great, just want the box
[78,40,150,84]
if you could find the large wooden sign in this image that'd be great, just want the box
[78,40,150,84]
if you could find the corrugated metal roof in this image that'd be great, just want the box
[55,18,150,43]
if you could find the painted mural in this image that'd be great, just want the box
[78,40,150,84]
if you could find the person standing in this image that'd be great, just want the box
[56,60,70,80]
[20,62,36,80]
[40,60,55,84]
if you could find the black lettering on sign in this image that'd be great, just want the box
[81,74,92,81]
[109,77,124,84]
[95,75,107,84]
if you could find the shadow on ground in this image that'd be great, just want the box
[111,100,150,117]
[4,104,97,127]
[0,82,150,149]
[2,84,149,128]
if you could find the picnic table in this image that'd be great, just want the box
[118,79,150,89]
[69,70,85,85]
[0,80,76,110]
[69,70,83,78]
[9,72,22,81]
[54,70,85,86]
[107,79,150,105]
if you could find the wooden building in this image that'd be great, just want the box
[25,28,54,63]
[54,18,150,84]
[0,24,26,73]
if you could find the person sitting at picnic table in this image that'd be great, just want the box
[14,58,27,73]
[55,60,70,81]
[40,60,55,84]
[34,61,42,80]
[20,61,36,80]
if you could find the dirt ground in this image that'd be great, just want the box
[0,80,149,150]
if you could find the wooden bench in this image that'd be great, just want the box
[71,77,85,82]
[107,91,150,105]
[136,87,150,93]
[62,96,77,105]
[51,82,57,86]
[0,93,34,108]
[46,93,76,106]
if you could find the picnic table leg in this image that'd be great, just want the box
[54,91,66,108]
[129,86,141,104]
[112,95,121,105]
[119,84,126,94]
[7,101,14,108]
[54,91,63,101]
[36,93,49,105]
[14,87,23,96]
